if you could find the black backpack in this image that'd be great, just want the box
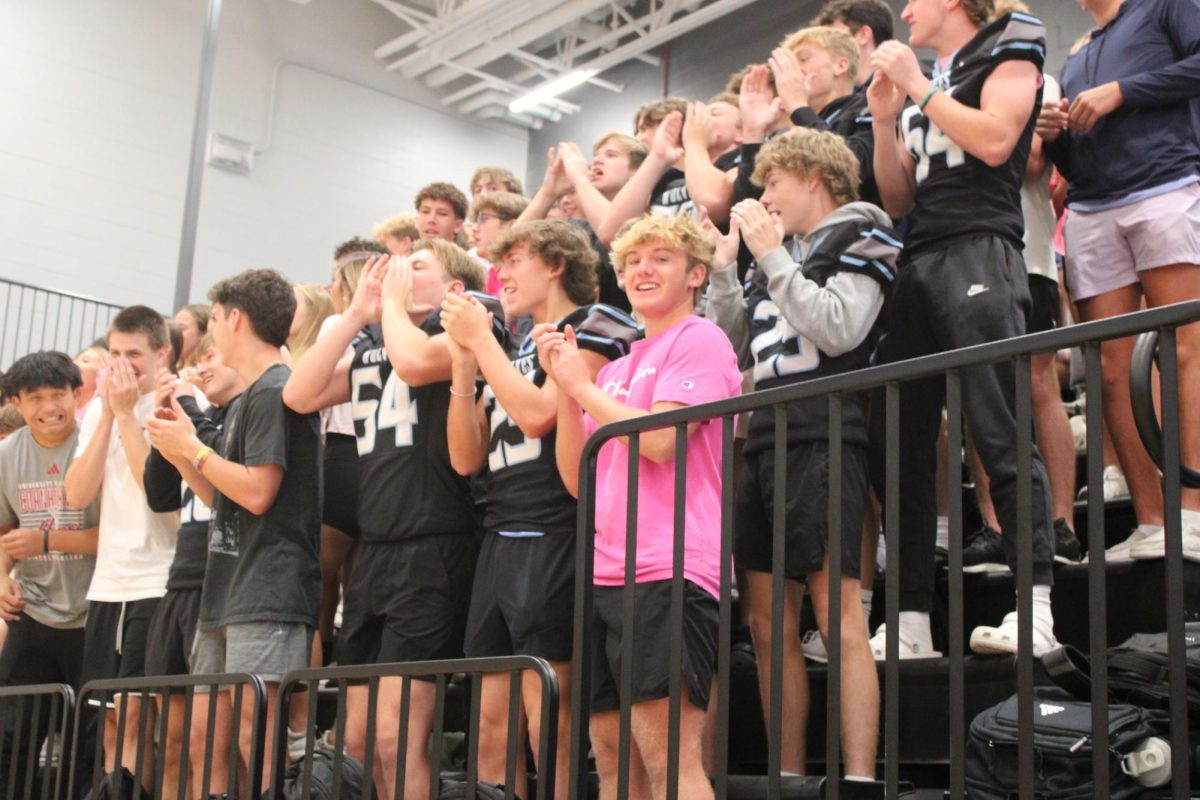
[1106,626,1200,723]
[437,773,516,799]
[965,687,1169,799]
[281,748,374,800]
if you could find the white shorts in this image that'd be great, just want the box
[1064,182,1200,302]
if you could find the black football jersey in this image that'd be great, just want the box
[349,317,479,542]
[744,218,901,454]
[482,304,640,536]
[899,12,1046,256]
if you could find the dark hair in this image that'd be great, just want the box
[110,305,170,351]
[814,0,895,44]
[415,182,469,220]
[3,351,83,396]
[167,322,184,371]
[333,237,387,262]
[207,268,296,347]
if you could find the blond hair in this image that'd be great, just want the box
[611,214,715,302]
[373,214,419,244]
[960,0,995,26]
[470,191,529,223]
[781,26,861,85]
[412,239,486,293]
[752,128,861,206]
[989,0,1029,17]
[289,284,335,364]
[633,97,689,132]
[593,130,649,170]
[470,166,523,196]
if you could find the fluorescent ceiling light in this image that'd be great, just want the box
[508,69,597,115]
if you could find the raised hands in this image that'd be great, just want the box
[532,323,590,397]
[540,146,575,198]
[146,396,199,464]
[698,206,741,270]
[870,41,925,97]
[769,47,810,114]
[682,102,714,152]
[651,111,686,165]
[440,292,493,355]
[739,65,783,140]
[730,199,784,260]
[107,357,141,418]
[347,255,387,326]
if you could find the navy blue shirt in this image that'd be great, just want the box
[1046,0,1200,208]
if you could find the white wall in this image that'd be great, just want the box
[0,0,529,312]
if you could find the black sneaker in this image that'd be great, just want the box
[962,524,1009,573]
[1053,517,1083,564]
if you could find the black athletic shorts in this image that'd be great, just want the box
[734,442,870,581]
[144,588,201,677]
[1026,274,1061,335]
[323,433,361,538]
[337,536,477,666]
[80,598,161,705]
[0,612,86,687]
[464,532,575,661]
[590,580,718,713]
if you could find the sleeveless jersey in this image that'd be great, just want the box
[744,217,901,454]
[482,304,640,536]
[349,314,480,543]
[899,12,1046,256]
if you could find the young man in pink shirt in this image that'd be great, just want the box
[536,214,741,800]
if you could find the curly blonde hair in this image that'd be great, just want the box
[751,127,861,206]
[611,214,715,303]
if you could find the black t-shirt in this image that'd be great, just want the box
[482,304,639,536]
[899,12,1045,256]
[143,397,233,591]
[568,219,630,313]
[649,150,741,220]
[349,318,480,543]
[199,364,322,629]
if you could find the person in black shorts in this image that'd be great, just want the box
[142,335,243,800]
[442,220,638,799]
[0,352,99,798]
[707,128,899,778]
[868,0,1058,656]
[284,240,489,800]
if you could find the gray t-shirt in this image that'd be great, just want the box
[0,427,100,628]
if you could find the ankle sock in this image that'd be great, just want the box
[860,589,873,622]
[845,774,875,782]
[1030,584,1054,633]
[936,515,949,552]
[898,611,933,651]
[1182,509,1200,530]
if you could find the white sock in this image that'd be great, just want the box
[936,515,950,552]
[1182,509,1200,530]
[1137,523,1164,536]
[845,774,874,782]
[1030,584,1054,632]
[860,588,873,622]
[898,611,933,651]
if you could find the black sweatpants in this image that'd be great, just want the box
[868,234,1055,613]
[0,612,97,799]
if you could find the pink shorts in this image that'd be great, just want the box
[1064,182,1200,301]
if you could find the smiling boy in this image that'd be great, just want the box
[538,214,741,800]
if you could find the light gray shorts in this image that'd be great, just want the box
[190,621,312,683]
[1064,182,1200,301]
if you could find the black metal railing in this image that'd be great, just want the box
[0,683,75,800]
[268,655,560,800]
[0,278,122,366]
[70,672,268,800]
[568,299,1200,800]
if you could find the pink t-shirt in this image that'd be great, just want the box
[584,315,741,599]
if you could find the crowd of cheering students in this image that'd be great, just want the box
[2,0,1198,796]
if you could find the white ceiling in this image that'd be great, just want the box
[362,0,760,128]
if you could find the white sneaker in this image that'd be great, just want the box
[1130,525,1200,563]
[867,623,942,660]
[1085,525,1156,563]
[1077,465,1130,502]
[801,629,828,663]
[969,612,1058,657]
